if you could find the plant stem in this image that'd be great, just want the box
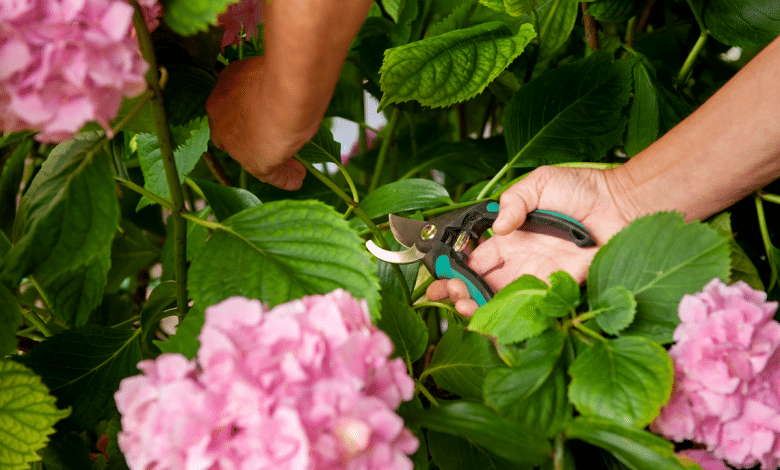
[115,177,175,210]
[571,320,606,343]
[677,0,709,86]
[635,0,657,34]
[295,155,413,305]
[754,193,779,290]
[582,3,599,51]
[111,90,153,135]
[131,1,188,316]
[553,434,566,470]
[412,277,434,301]
[625,16,637,48]
[369,108,401,192]
[21,303,52,337]
[415,379,439,406]
[759,191,780,205]
[111,316,141,329]
[203,150,235,187]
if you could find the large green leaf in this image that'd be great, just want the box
[163,63,217,127]
[696,0,780,47]
[0,284,21,356]
[427,430,520,470]
[535,0,579,62]
[359,179,453,220]
[2,133,119,285]
[402,401,552,466]
[479,0,534,16]
[297,126,342,164]
[0,138,30,235]
[428,0,478,37]
[566,417,688,470]
[389,0,420,46]
[191,178,261,222]
[136,118,210,211]
[375,293,428,364]
[503,53,632,168]
[105,220,162,294]
[14,326,142,430]
[709,212,765,291]
[163,0,235,36]
[379,22,536,108]
[587,212,731,343]
[568,336,673,428]
[401,138,507,184]
[592,286,637,335]
[587,0,638,22]
[483,328,571,437]
[188,200,381,316]
[0,360,70,470]
[426,324,505,400]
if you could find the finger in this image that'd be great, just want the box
[454,298,479,317]
[259,159,307,191]
[426,280,450,301]
[493,167,550,235]
[467,238,503,275]
[445,278,471,302]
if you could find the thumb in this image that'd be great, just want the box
[492,167,550,235]
[259,159,307,191]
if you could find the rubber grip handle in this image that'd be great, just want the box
[520,209,596,247]
[424,245,493,307]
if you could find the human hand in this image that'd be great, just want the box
[206,56,318,190]
[426,166,644,315]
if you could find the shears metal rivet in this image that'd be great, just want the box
[421,224,437,240]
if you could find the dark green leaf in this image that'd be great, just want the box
[697,0,780,47]
[427,430,521,470]
[38,430,93,470]
[188,200,381,317]
[325,60,364,122]
[389,0,420,46]
[428,0,478,37]
[379,22,536,108]
[587,212,731,343]
[568,336,673,428]
[41,244,112,327]
[155,306,204,359]
[191,178,261,222]
[140,281,178,355]
[375,292,428,363]
[297,126,342,164]
[503,53,632,168]
[397,397,429,470]
[376,228,419,299]
[105,220,162,294]
[0,284,21,356]
[483,328,571,436]
[468,275,552,343]
[0,360,70,470]
[0,138,30,235]
[163,0,235,36]
[708,212,765,291]
[14,325,141,430]
[402,138,507,184]
[136,118,210,211]
[587,0,638,22]
[427,324,505,400]
[539,271,581,317]
[163,63,217,127]
[566,416,688,470]
[402,401,551,466]
[359,178,452,220]
[536,0,579,61]
[479,0,533,16]
[593,286,637,335]
[3,133,119,285]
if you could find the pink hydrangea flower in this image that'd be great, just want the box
[0,0,162,142]
[216,0,263,50]
[115,290,418,470]
[651,279,780,469]
[677,450,731,470]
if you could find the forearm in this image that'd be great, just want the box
[263,0,374,130]
[613,36,780,221]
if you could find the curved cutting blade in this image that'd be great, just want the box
[389,214,429,248]
[366,240,425,264]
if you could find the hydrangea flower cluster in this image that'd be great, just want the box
[651,279,780,469]
[115,290,419,470]
[0,0,162,142]
[216,0,263,50]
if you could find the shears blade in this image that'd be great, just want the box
[388,214,428,249]
[366,240,426,264]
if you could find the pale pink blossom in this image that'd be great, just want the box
[652,279,780,469]
[0,0,162,142]
[115,290,418,470]
[216,0,263,50]
[677,450,731,470]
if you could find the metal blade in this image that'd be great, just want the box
[389,214,429,248]
[366,240,426,264]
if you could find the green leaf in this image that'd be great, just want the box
[0,284,22,356]
[503,53,632,168]
[191,178,261,222]
[696,0,780,47]
[568,336,673,428]
[536,0,579,62]
[375,292,428,364]
[163,0,235,36]
[625,60,690,157]
[41,244,112,327]
[479,0,533,16]
[0,138,30,235]
[188,200,381,317]
[2,133,119,285]
[708,212,765,291]
[136,118,210,211]
[38,430,93,470]
[382,0,404,22]
[297,126,342,164]
[155,305,204,360]
[539,271,581,317]
[483,328,572,436]
[0,360,70,470]
[379,22,536,108]
[389,0,420,46]
[163,63,217,127]
[593,286,637,335]
[376,228,419,300]
[587,212,731,343]
[468,275,552,344]
[427,324,505,400]
[587,0,638,22]
[402,401,552,466]
[402,138,507,184]
[105,220,162,294]
[15,325,142,430]
[140,281,178,355]
[427,430,520,470]
[359,178,453,220]
[566,416,688,470]
[428,0,478,37]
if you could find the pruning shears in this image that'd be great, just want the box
[366,200,596,307]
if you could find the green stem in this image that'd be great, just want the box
[413,301,459,316]
[181,212,224,231]
[553,434,566,470]
[677,33,708,86]
[131,1,188,316]
[415,379,439,406]
[295,155,413,304]
[115,177,174,211]
[369,108,401,192]
[477,163,510,200]
[111,90,153,135]
[760,191,780,205]
[754,193,779,290]
[21,306,52,337]
[571,320,606,343]
[111,316,141,329]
